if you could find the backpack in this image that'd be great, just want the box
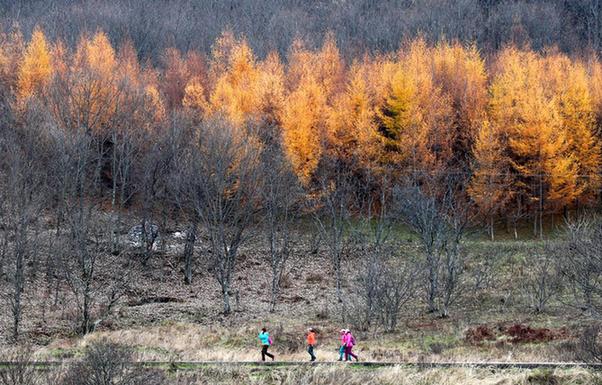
[350,335,356,346]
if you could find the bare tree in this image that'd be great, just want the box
[556,216,602,316]
[312,158,353,305]
[393,175,472,317]
[261,144,300,312]
[165,113,199,285]
[393,182,446,314]
[107,110,141,256]
[53,128,130,334]
[577,323,602,363]
[439,181,473,318]
[378,256,421,332]
[354,241,420,332]
[182,116,263,314]
[132,126,177,265]
[0,102,51,341]
[519,247,561,313]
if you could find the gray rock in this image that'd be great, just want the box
[128,222,159,247]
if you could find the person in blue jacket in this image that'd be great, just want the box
[258,327,275,361]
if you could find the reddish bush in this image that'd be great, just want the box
[465,325,497,345]
[505,324,568,343]
[465,323,569,345]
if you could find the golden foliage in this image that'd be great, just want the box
[17,26,52,100]
[488,47,578,211]
[145,84,165,122]
[209,36,263,126]
[182,76,209,114]
[326,62,380,170]
[280,78,326,185]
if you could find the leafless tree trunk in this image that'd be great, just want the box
[182,219,198,285]
[0,103,50,341]
[312,160,353,305]
[54,128,130,334]
[393,182,445,313]
[165,113,199,285]
[261,144,300,312]
[439,181,473,318]
[181,117,263,314]
[393,175,472,317]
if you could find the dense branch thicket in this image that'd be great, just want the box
[2,0,602,60]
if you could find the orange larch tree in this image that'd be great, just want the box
[279,77,326,185]
[469,121,513,240]
[488,47,574,237]
[17,26,53,101]
[433,42,488,170]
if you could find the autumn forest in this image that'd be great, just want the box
[7,23,602,235]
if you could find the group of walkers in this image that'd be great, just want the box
[257,327,359,362]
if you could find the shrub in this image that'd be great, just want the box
[0,348,43,385]
[527,369,559,385]
[465,325,496,345]
[577,324,602,363]
[59,339,164,385]
[505,324,568,344]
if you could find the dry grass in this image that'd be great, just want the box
[168,366,601,385]
[31,320,578,364]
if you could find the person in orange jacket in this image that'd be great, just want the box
[306,328,317,361]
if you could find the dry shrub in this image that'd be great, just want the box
[577,324,602,363]
[279,273,293,289]
[465,323,569,345]
[553,340,580,362]
[505,324,568,344]
[59,339,164,385]
[305,272,324,284]
[527,369,559,385]
[269,330,305,354]
[0,348,43,385]
[428,342,445,355]
[465,325,496,345]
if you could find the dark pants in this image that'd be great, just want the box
[345,346,358,361]
[307,345,316,361]
[261,345,274,361]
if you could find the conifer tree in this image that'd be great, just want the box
[469,121,513,240]
[555,60,601,206]
[17,27,52,100]
[279,78,326,184]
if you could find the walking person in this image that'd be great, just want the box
[306,328,317,361]
[344,330,358,362]
[338,329,347,361]
[258,327,275,361]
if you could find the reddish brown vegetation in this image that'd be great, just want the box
[465,323,570,345]
[505,324,569,344]
[465,325,497,345]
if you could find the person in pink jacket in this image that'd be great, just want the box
[344,330,358,361]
